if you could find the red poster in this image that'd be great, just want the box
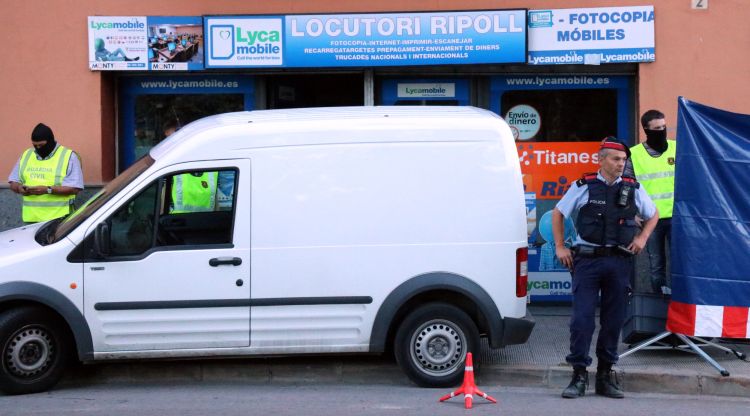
[518,142,600,199]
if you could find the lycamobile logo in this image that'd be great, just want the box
[406,87,446,95]
[235,27,281,55]
[236,28,280,44]
[90,20,145,30]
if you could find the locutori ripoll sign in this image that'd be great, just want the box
[205,10,527,68]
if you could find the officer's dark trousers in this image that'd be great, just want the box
[566,255,633,368]
[646,218,671,293]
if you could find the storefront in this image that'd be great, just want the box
[83,7,656,301]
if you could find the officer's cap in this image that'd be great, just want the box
[600,136,630,158]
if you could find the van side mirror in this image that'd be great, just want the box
[94,222,111,257]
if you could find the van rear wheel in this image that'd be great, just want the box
[394,303,479,387]
[0,307,70,395]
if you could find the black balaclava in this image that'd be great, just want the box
[644,127,668,153]
[31,123,56,158]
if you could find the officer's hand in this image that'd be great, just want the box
[556,246,573,271]
[26,186,46,195]
[628,236,647,255]
[634,215,643,228]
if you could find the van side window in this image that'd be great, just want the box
[97,169,237,258]
[108,181,158,256]
[156,169,236,246]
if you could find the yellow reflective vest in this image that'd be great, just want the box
[630,141,676,218]
[171,172,218,213]
[18,146,76,223]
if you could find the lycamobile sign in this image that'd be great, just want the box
[90,19,145,30]
[236,28,281,54]
[87,16,147,71]
[397,83,456,98]
[206,17,284,67]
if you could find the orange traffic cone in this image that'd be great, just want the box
[439,352,497,409]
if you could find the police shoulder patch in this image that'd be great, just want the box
[577,172,598,186]
[621,175,640,188]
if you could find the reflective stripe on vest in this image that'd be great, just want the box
[171,172,217,213]
[19,146,75,223]
[630,142,676,218]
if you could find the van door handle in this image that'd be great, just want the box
[209,257,242,267]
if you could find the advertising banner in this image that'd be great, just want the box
[667,98,750,338]
[147,16,204,71]
[88,16,148,70]
[527,6,655,65]
[205,10,527,68]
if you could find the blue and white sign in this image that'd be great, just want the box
[284,11,526,67]
[205,16,284,67]
[205,10,526,68]
[527,6,655,65]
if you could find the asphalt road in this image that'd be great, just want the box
[2,382,749,416]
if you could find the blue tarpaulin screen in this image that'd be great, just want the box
[671,97,750,307]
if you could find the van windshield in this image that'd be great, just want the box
[39,155,155,245]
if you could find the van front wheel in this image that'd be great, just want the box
[0,307,70,395]
[394,303,479,387]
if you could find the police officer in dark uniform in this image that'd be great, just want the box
[553,137,659,399]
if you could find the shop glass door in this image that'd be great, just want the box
[491,75,634,301]
[119,75,254,172]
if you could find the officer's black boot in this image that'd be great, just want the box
[595,362,624,398]
[561,366,588,398]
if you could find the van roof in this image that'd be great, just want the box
[204,105,498,124]
[151,106,510,162]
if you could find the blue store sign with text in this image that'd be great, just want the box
[205,10,527,68]
[528,6,654,65]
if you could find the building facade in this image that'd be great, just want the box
[1,0,748,298]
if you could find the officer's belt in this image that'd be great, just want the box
[573,245,629,258]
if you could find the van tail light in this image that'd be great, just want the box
[516,247,528,298]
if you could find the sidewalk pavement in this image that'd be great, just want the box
[61,306,750,397]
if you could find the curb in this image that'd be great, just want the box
[60,359,750,397]
[480,364,750,397]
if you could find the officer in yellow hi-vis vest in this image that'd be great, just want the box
[170,172,218,213]
[162,118,219,214]
[630,109,675,295]
[8,123,83,223]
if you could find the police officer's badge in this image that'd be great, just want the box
[668,157,675,165]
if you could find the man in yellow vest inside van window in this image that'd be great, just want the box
[163,118,218,213]
[8,123,83,223]
[630,110,675,295]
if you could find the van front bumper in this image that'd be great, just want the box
[491,309,535,348]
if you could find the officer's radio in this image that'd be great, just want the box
[617,184,632,207]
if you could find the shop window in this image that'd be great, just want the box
[132,94,244,162]
[500,89,617,142]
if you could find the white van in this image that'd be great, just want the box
[0,106,533,394]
